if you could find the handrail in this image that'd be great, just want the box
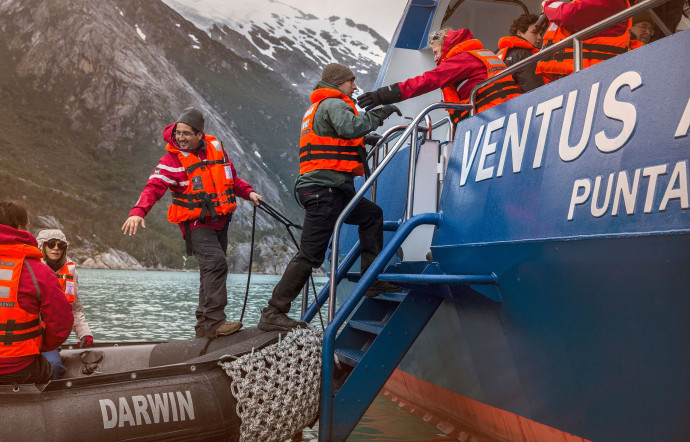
[300,221,400,323]
[371,114,453,158]
[368,125,406,204]
[367,113,455,203]
[468,0,671,115]
[367,125,407,162]
[320,212,441,441]
[327,101,472,322]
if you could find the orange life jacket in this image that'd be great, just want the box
[299,88,367,177]
[55,261,76,305]
[166,135,237,224]
[440,39,521,124]
[536,3,631,78]
[497,36,540,60]
[0,244,44,357]
[629,39,644,50]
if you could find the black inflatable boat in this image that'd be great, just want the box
[1,328,282,441]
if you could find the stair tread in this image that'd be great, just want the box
[350,319,385,327]
[377,273,497,284]
[374,292,406,303]
[335,348,364,367]
[348,319,385,334]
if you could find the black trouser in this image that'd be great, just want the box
[190,225,230,338]
[0,354,51,384]
[268,186,384,314]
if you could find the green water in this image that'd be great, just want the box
[76,269,445,441]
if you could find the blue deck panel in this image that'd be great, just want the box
[401,30,690,441]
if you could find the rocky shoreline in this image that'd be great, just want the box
[74,244,325,276]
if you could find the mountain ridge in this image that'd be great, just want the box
[0,0,387,272]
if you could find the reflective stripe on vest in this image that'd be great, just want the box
[56,262,76,305]
[166,135,237,224]
[0,244,44,356]
[439,40,521,124]
[299,88,367,177]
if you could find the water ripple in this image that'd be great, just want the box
[74,269,327,343]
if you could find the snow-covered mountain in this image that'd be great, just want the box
[0,0,395,272]
[161,0,389,91]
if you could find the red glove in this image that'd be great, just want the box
[79,336,94,348]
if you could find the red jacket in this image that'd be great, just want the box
[129,123,255,234]
[398,29,489,102]
[0,225,73,374]
[542,0,629,38]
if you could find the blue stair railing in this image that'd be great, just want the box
[300,221,401,323]
[317,212,501,440]
[313,103,473,442]
[320,212,438,440]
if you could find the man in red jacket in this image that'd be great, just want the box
[358,28,520,124]
[122,108,262,339]
[0,200,73,384]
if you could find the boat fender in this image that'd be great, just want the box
[80,350,104,375]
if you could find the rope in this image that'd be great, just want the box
[249,201,325,330]
[239,205,257,323]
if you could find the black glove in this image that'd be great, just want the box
[363,132,383,146]
[380,105,402,118]
[357,84,403,111]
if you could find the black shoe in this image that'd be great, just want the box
[257,309,307,332]
[364,281,402,298]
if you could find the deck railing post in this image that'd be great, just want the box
[573,38,583,73]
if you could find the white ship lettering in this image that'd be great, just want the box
[568,161,689,220]
[99,390,195,429]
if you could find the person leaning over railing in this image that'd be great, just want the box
[357,28,521,125]
[497,13,546,92]
[536,0,631,82]
[0,200,72,385]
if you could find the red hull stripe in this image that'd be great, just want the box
[384,369,590,442]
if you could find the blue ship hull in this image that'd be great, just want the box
[346,26,690,441]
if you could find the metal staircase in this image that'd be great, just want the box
[329,286,441,440]
[303,213,501,441]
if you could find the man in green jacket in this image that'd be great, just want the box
[258,63,401,331]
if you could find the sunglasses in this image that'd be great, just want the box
[45,239,67,250]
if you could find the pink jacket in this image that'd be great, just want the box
[129,123,255,234]
[0,226,73,374]
[397,29,489,102]
[543,0,630,38]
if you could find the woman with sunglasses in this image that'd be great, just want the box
[36,229,94,380]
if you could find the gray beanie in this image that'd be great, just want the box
[321,63,355,86]
[177,107,205,132]
[36,229,68,249]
